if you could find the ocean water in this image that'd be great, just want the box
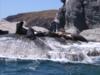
[0,35,100,75]
[0,59,100,75]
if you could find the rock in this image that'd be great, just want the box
[0,30,8,35]
[85,0,100,28]
[87,50,100,56]
[0,20,17,33]
[80,28,100,42]
[50,0,100,41]
[64,0,100,34]
[3,0,100,42]
[31,26,49,33]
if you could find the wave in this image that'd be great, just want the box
[0,36,100,65]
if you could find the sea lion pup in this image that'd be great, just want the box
[0,30,8,35]
[16,21,27,35]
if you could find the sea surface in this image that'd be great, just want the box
[0,35,100,75]
[0,59,100,75]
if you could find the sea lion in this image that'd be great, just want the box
[49,21,58,32]
[55,31,88,42]
[71,34,88,42]
[26,26,49,39]
[16,21,27,35]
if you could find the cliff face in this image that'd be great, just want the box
[64,0,100,33]
[5,10,57,29]
[85,0,100,28]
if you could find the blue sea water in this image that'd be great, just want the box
[0,59,100,75]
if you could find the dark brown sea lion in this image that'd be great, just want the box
[16,21,27,35]
[55,32,88,42]
[71,34,88,42]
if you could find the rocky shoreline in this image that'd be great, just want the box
[0,0,100,42]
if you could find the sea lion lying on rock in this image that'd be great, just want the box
[16,23,49,38]
[27,27,88,42]
[54,32,88,42]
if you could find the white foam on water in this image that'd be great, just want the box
[0,36,100,65]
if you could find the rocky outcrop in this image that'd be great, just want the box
[64,0,88,34]
[15,21,87,42]
[32,26,49,33]
[64,0,100,34]
[3,0,100,42]
[80,28,100,42]
[0,20,17,34]
[48,0,100,42]
[0,30,8,35]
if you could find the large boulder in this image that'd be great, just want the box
[31,26,49,33]
[80,28,100,42]
[0,20,17,33]
[0,30,8,35]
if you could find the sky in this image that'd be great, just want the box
[0,0,62,19]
